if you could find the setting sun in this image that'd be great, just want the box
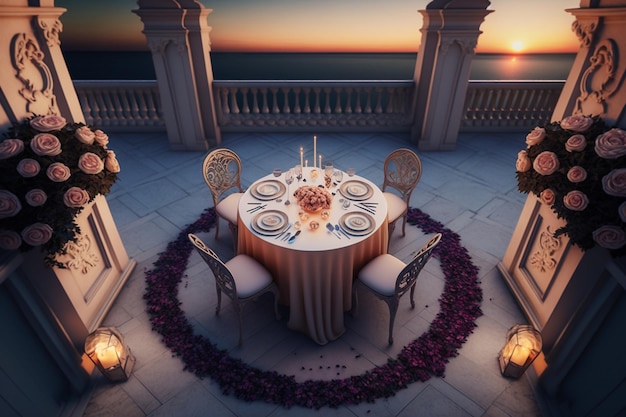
[512,41,524,53]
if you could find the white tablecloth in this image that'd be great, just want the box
[237,168,388,344]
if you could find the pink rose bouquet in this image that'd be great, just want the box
[516,115,626,255]
[0,115,120,267]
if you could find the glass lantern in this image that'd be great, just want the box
[498,324,542,378]
[85,327,135,382]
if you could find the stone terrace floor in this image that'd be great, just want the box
[76,130,547,417]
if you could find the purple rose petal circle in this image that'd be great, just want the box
[144,207,482,409]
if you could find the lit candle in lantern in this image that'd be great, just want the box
[305,159,308,167]
[319,154,322,169]
[300,146,304,167]
[313,135,317,168]
[509,345,530,366]
[96,345,119,369]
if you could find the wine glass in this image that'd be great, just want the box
[346,167,356,177]
[324,161,334,178]
[272,169,282,201]
[333,169,343,184]
[284,169,294,205]
[294,164,302,183]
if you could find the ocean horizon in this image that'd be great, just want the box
[62,51,576,82]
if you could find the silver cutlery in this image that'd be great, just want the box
[281,232,291,241]
[275,224,292,239]
[325,222,341,239]
[287,230,301,244]
[246,204,267,213]
[355,203,375,215]
[335,223,350,239]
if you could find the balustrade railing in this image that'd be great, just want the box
[213,80,414,132]
[73,79,564,133]
[461,81,563,131]
[73,80,164,131]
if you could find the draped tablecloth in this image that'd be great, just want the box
[237,168,388,344]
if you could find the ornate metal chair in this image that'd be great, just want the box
[202,148,244,251]
[353,233,442,345]
[188,233,281,346]
[382,148,422,252]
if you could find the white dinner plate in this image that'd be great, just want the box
[339,180,373,201]
[250,180,286,200]
[339,211,375,236]
[250,210,289,236]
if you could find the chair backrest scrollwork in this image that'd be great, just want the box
[395,233,442,295]
[382,148,422,202]
[202,148,243,206]
[188,233,237,299]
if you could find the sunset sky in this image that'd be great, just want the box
[55,0,581,54]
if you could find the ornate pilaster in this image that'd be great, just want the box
[1,2,135,405]
[410,1,492,150]
[1,0,135,360]
[133,0,221,150]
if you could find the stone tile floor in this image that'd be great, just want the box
[77,130,546,417]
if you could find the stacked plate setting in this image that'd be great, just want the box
[250,210,290,236]
[339,180,373,201]
[338,212,375,236]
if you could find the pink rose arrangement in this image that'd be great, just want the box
[0,115,120,266]
[516,115,626,255]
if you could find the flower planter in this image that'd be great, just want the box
[503,115,624,355]
[1,115,135,342]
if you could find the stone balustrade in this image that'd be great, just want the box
[74,79,564,133]
[461,81,563,131]
[214,80,414,132]
[73,80,164,130]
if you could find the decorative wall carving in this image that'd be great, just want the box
[440,38,478,55]
[10,33,57,115]
[62,234,101,275]
[571,19,598,48]
[37,17,63,47]
[147,37,187,56]
[575,39,625,116]
[529,226,561,273]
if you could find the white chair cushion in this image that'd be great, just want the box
[383,192,407,223]
[358,254,406,296]
[216,192,243,224]
[226,254,273,298]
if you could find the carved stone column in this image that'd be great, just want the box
[133,0,221,150]
[500,2,626,414]
[0,0,135,385]
[410,0,492,150]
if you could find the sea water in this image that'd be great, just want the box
[62,51,575,81]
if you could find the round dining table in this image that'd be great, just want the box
[237,167,388,345]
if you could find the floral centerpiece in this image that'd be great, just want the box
[0,115,120,267]
[293,185,332,212]
[516,114,626,256]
